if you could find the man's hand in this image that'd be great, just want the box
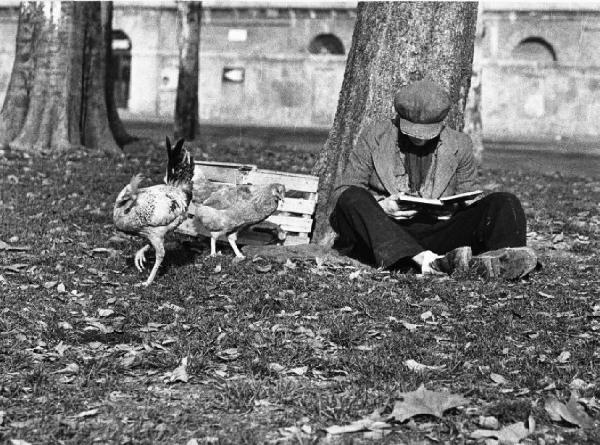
[379,194,418,220]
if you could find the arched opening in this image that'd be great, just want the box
[111,30,132,108]
[308,34,345,55]
[512,37,557,63]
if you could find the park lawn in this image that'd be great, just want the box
[1,140,599,444]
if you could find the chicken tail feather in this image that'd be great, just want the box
[116,174,144,211]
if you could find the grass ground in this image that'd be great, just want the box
[1,139,599,444]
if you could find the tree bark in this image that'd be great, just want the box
[464,1,485,165]
[103,1,136,147]
[1,1,120,154]
[0,2,44,148]
[311,1,478,245]
[174,1,201,141]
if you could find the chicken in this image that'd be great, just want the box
[191,172,286,258]
[113,137,194,286]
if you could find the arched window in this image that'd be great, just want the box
[512,37,557,63]
[111,30,132,108]
[308,34,345,55]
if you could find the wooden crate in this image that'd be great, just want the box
[176,161,319,246]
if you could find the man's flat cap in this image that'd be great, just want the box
[394,80,451,140]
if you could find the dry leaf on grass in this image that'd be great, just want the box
[388,385,468,423]
[545,395,596,429]
[404,359,446,372]
[53,363,79,375]
[471,417,534,444]
[164,357,189,383]
[325,409,389,435]
[10,440,32,445]
[75,408,99,418]
[490,373,509,385]
[0,239,30,251]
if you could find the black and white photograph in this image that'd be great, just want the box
[1,0,598,443]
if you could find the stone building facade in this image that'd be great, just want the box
[1,1,600,143]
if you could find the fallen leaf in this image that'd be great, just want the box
[268,363,285,373]
[54,342,69,356]
[58,321,73,330]
[56,283,66,293]
[556,351,571,363]
[53,363,79,375]
[325,409,388,435]
[76,408,99,418]
[388,385,468,423]
[84,321,114,334]
[420,310,433,321]
[254,262,272,273]
[471,418,534,444]
[98,308,114,317]
[545,395,595,429]
[0,410,4,425]
[10,440,32,445]
[490,373,509,385]
[404,359,445,372]
[478,415,499,430]
[349,270,361,280]
[0,239,30,251]
[217,348,239,361]
[286,366,308,376]
[166,357,189,383]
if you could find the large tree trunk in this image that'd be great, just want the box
[174,1,201,141]
[0,1,120,154]
[311,1,478,245]
[103,1,136,147]
[464,1,485,165]
[0,2,43,147]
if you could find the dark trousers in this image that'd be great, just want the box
[330,186,527,268]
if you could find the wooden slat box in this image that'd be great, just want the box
[176,161,320,246]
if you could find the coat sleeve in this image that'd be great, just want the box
[454,134,479,194]
[331,124,378,204]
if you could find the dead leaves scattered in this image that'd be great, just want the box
[471,417,535,444]
[325,385,468,437]
[545,394,597,429]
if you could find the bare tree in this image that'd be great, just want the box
[174,1,201,141]
[311,1,479,245]
[103,2,136,147]
[0,1,120,154]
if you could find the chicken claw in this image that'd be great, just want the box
[134,245,151,271]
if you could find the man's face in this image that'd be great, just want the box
[407,135,432,147]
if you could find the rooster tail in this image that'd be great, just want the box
[116,174,144,210]
[165,137,195,185]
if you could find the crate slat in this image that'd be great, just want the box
[266,214,313,233]
[277,197,317,215]
[245,170,319,193]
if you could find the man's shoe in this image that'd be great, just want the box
[470,247,538,280]
[430,246,473,275]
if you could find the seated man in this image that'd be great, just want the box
[329,79,538,279]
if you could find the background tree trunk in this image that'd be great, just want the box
[0,2,44,148]
[311,1,478,245]
[464,1,485,165]
[0,1,120,154]
[103,1,136,147]
[174,1,201,141]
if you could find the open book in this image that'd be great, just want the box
[396,190,483,207]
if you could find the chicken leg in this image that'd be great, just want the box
[142,235,165,286]
[227,232,245,258]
